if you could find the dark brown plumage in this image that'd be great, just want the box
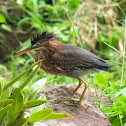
[15,31,111,109]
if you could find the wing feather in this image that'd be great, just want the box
[51,44,100,71]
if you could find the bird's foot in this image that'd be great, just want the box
[54,98,88,110]
[64,101,88,110]
[54,97,79,102]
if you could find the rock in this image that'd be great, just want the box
[36,84,111,126]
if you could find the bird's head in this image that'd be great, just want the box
[14,31,57,57]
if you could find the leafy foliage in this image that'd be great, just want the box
[0,62,70,125]
[0,0,126,125]
[94,72,126,126]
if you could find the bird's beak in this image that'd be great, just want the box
[14,46,37,57]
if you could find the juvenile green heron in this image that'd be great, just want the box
[14,31,111,109]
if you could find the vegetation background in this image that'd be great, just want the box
[0,0,126,125]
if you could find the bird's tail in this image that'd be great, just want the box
[95,58,112,72]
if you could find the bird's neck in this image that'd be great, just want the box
[49,40,62,50]
[34,40,61,62]
[44,40,61,53]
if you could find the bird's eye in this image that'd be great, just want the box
[36,43,40,46]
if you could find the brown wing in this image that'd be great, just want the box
[51,44,111,71]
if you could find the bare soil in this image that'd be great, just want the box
[34,84,111,126]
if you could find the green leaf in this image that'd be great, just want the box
[1,88,10,99]
[72,28,75,46]
[6,91,24,124]
[33,0,38,16]
[24,99,50,109]
[4,61,42,91]
[0,99,14,107]
[70,0,80,8]
[0,82,3,98]
[31,95,46,114]
[110,118,122,126]
[94,73,108,86]
[1,24,12,32]
[119,96,126,103]
[0,104,11,121]
[114,85,126,97]
[0,13,6,23]
[7,118,28,126]
[98,33,108,43]
[105,111,119,117]
[28,109,53,123]
[17,17,32,26]
[14,65,39,93]
[45,113,71,120]
[24,78,47,102]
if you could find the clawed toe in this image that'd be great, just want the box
[79,103,88,110]
[64,101,88,110]
[54,98,78,102]
[54,98,88,110]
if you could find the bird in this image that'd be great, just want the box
[14,31,111,109]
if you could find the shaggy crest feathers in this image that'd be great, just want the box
[31,31,57,46]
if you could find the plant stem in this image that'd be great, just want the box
[121,17,126,85]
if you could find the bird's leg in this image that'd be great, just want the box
[65,79,88,110]
[78,79,88,109]
[69,80,83,99]
[55,80,82,102]
[54,79,88,110]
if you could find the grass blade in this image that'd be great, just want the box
[24,99,51,109]
[15,65,39,93]
[0,82,3,98]
[3,61,42,91]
